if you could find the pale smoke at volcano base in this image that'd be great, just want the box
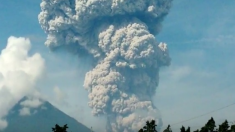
[39,0,172,131]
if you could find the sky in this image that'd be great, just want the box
[0,0,235,132]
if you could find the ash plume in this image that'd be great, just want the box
[39,0,172,131]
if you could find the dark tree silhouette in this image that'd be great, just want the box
[163,125,172,132]
[218,120,230,132]
[230,124,235,132]
[138,118,234,132]
[52,124,69,132]
[139,120,158,132]
[206,117,216,131]
[49,117,234,132]
[200,117,216,132]
[186,127,191,132]
[181,126,186,132]
[180,126,190,132]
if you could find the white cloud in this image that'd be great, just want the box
[0,36,45,130]
[19,107,31,116]
[20,97,43,108]
[0,120,7,131]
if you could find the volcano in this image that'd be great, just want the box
[1,97,91,132]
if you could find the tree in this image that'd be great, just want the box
[163,125,172,132]
[139,120,158,132]
[206,117,216,131]
[230,124,235,132]
[186,127,191,132]
[218,120,230,132]
[52,124,69,132]
[181,126,186,132]
[181,126,190,132]
[200,117,216,132]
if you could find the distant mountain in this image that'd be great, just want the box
[1,97,91,132]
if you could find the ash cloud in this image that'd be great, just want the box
[39,0,172,131]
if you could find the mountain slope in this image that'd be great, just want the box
[1,97,91,132]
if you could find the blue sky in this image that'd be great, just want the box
[0,0,235,131]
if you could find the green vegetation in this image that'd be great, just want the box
[180,126,190,132]
[52,124,68,132]
[163,125,172,132]
[52,117,235,132]
[138,120,158,132]
[137,117,235,132]
[51,124,94,132]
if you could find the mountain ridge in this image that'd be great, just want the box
[1,97,91,132]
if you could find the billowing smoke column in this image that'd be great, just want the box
[39,0,172,131]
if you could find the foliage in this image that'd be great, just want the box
[163,125,172,132]
[230,124,235,132]
[180,126,190,132]
[51,117,235,132]
[139,120,158,132]
[218,120,230,132]
[52,124,68,132]
[138,117,234,132]
[200,117,216,132]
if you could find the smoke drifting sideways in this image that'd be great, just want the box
[39,0,172,131]
[0,37,45,130]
